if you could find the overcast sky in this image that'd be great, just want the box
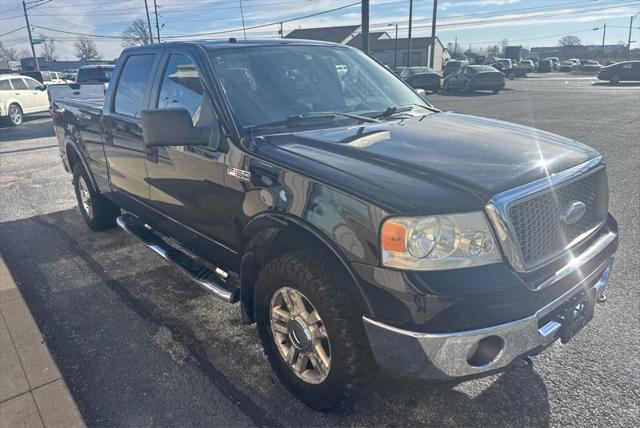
[1,0,638,60]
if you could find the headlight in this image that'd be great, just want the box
[380,212,501,270]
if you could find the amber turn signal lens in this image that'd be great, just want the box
[381,221,406,253]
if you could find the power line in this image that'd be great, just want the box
[0,26,26,38]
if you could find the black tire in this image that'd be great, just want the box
[73,163,120,231]
[8,103,23,126]
[255,250,370,412]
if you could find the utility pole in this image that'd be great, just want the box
[601,23,607,63]
[144,0,154,43]
[153,0,161,43]
[429,0,438,69]
[628,15,634,58]
[22,0,39,70]
[407,0,413,67]
[388,24,398,70]
[362,0,370,54]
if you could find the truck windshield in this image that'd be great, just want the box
[208,45,428,133]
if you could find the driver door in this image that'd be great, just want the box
[144,51,234,253]
[23,77,49,112]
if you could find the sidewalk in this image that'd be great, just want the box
[0,255,85,428]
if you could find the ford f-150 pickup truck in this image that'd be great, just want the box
[51,39,618,411]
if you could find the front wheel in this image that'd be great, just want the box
[8,104,23,126]
[255,251,370,411]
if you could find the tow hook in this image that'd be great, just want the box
[597,294,607,304]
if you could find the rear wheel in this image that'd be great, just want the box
[8,104,23,126]
[255,251,370,411]
[73,163,120,231]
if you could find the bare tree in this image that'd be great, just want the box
[74,36,100,61]
[558,35,582,47]
[39,34,56,62]
[18,49,32,59]
[0,41,19,61]
[122,18,153,48]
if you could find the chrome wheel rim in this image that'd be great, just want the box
[78,176,93,219]
[9,106,21,125]
[270,287,331,384]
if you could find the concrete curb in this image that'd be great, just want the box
[0,255,85,428]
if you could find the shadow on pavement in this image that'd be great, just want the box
[0,208,551,427]
[0,115,54,142]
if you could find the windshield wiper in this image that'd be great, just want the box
[246,111,380,133]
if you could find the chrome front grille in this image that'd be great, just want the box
[486,157,609,272]
[508,168,608,269]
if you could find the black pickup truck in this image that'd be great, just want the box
[51,39,618,411]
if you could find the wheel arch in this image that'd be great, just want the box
[239,213,374,324]
[65,140,99,192]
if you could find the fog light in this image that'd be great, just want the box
[467,335,505,367]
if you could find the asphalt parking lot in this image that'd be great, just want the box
[1,73,638,427]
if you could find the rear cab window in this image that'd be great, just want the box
[113,55,156,118]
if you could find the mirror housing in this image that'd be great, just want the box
[141,108,220,149]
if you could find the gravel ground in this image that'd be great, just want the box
[1,74,638,427]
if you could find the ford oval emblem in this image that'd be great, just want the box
[561,201,586,225]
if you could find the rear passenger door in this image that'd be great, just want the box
[102,53,159,205]
[9,78,34,111]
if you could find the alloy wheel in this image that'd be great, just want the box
[9,105,22,125]
[78,176,94,219]
[270,287,331,384]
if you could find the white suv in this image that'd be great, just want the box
[0,75,49,126]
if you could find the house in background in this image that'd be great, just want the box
[285,25,449,72]
[285,25,361,44]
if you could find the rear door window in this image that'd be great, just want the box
[0,80,12,90]
[113,55,156,118]
[10,79,27,90]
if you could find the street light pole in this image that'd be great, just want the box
[407,0,413,67]
[22,0,39,71]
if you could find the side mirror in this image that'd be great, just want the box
[141,108,220,149]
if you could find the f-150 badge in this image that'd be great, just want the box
[227,167,251,182]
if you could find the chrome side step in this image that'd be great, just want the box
[116,214,239,303]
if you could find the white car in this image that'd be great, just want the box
[0,74,49,126]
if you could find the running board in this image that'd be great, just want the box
[116,214,239,303]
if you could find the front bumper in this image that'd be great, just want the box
[363,231,615,380]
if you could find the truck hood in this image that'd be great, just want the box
[259,111,600,212]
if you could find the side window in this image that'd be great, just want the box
[0,80,11,90]
[114,54,156,118]
[24,78,42,90]
[11,79,27,90]
[157,54,216,127]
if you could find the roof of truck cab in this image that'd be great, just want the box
[122,38,345,54]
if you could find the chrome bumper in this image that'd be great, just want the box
[363,233,615,380]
